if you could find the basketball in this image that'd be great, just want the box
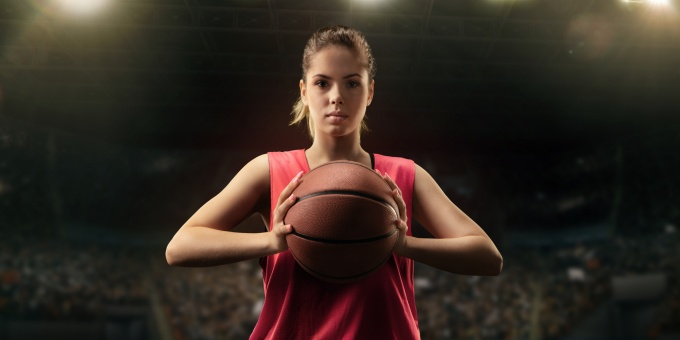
[284,161,400,284]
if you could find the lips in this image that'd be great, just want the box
[325,111,348,123]
[325,111,348,118]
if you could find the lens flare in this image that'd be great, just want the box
[26,0,59,17]
[622,0,673,7]
[565,14,615,61]
[26,0,110,17]
[56,0,110,15]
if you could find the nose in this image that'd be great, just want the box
[330,85,344,105]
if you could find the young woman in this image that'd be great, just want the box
[166,25,502,339]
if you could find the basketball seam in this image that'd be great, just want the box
[295,254,389,281]
[296,190,397,217]
[291,228,398,244]
[288,233,399,282]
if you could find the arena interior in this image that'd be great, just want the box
[1,0,679,339]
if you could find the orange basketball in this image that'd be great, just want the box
[284,161,399,283]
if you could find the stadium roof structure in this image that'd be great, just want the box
[1,0,678,155]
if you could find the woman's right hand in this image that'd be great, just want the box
[269,171,304,253]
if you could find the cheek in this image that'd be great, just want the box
[353,89,371,104]
[309,95,324,108]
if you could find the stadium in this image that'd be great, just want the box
[1,0,679,339]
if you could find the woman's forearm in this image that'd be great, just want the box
[398,235,503,276]
[166,226,279,267]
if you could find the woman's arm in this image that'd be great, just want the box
[386,164,503,276]
[165,154,302,267]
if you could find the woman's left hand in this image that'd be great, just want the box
[376,170,408,255]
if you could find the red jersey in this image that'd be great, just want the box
[250,149,419,339]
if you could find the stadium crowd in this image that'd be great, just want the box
[0,233,148,322]
[2,228,678,339]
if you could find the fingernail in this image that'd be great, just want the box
[288,194,295,201]
[293,171,303,183]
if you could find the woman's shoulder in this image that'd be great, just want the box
[230,154,270,192]
[243,153,270,172]
[373,152,416,173]
[240,150,308,187]
[242,148,307,167]
[242,150,304,171]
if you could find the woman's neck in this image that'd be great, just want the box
[306,133,370,169]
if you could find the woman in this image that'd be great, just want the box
[166,25,502,339]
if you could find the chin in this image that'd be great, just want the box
[322,127,352,138]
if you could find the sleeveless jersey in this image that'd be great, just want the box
[250,149,420,339]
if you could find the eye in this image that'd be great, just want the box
[315,80,329,88]
[346,81,360,88]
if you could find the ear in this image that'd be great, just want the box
[299,79,307,105]
[367,79,375,106]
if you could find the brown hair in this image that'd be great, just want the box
[290,25,376,139]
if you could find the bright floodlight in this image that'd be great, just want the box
[57,0,109,15]
[622,0,671,4]
[353,0,388,4]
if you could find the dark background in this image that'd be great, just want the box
[2,0,678,237]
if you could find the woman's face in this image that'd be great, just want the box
[300,45,374,139]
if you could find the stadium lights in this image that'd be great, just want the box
[648,0,672,5]
[622,0,670,5]
[56,0,110,15]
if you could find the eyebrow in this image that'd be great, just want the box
[312,73,363,79]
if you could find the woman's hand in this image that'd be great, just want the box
[376,170,408,255]
[269,171,304,253]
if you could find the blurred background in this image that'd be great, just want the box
[1,0,679,339]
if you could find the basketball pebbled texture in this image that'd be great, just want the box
[284,161,400,283]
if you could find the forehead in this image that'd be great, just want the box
[306,45,367,77]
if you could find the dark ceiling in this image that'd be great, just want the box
[1,0,679,154]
